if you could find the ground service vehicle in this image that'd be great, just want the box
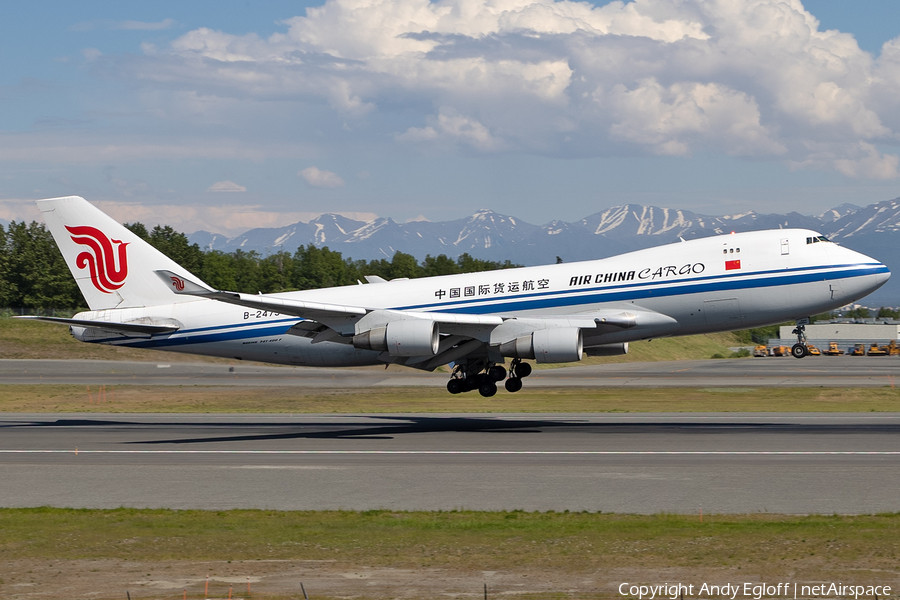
[824,342,844,355]
[867,343,888,356]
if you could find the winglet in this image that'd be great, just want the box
[154,270,216,295]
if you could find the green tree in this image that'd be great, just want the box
[124,222,150,242]
[877,306,900,319]
[199,250,238,291]
[291,245,356,290]
[258,251,294,293]
[844,307,871,319]
[456,252,520,272]
[354,258,391,281]
[421,254,459,277]
[147,225,204,275]
[0,224,14,307]
[4,221,82,309]
[231,250,264,294]
[387,251,420,280]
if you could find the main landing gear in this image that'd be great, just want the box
[790,318,810,359]
[446,359,532,397]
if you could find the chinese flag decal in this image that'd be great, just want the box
[725,259,741,271]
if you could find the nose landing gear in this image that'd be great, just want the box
[446,359,532,396]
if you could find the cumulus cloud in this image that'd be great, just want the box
[207,180,247,192]
[398,109,504,150]
[833,143,900,179]
[299,166,345,187]
[105,0,900,178]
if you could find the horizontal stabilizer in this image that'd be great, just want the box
[15,315,179,336]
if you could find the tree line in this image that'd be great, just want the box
[3,219,897,318]
[0,220,520,311]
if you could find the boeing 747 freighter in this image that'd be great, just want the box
[21,196,891,396]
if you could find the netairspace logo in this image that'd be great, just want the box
[618,583,892,600]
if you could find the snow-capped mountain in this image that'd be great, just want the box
[190,198,900,303]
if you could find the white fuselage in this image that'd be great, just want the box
[71,228,890,367]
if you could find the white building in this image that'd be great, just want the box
[775,323,900,352]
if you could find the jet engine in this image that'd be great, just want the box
[352,319,440,356]
[498,327,583,363]
[583,342,629,356]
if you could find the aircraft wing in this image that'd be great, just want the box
[153,271,678,369]
[154,270,504,332]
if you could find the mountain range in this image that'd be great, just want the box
[189,198,900,305]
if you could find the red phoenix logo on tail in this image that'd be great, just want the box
[65,225,129,294]
[169,276,185,291]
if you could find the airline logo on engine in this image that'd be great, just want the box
[65,225,129,294]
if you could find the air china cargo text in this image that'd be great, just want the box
[570,263,706,287]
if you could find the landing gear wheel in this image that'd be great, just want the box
[488,365,507,381]
[478,381,498,397]
[514,362,532,378]
[791,320,809,360]
[447,379,464,394]
[505,377,523,393]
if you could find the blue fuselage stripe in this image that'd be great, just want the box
[99,263,886,348]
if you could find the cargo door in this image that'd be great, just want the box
[703,297,744,329]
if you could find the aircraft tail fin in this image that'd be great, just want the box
[38,196,207,311]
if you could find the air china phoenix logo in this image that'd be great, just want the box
[169,276,186,291]
[65,225,129,294]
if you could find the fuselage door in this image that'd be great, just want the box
[703,297,744,329]
[780,238,790,255]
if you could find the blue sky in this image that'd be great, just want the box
[2,0,900,234]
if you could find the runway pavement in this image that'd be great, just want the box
[2,356,899,387]
[1,412,899,514]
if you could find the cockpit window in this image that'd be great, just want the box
[806,235,831,244]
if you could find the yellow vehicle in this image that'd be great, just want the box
[887,341,900,356]
[753,345,768,357]
[868,343,888,356]
[850,343,866,356]
[806,344,821,356]
[823,342,844,356]
[770,345,789,357]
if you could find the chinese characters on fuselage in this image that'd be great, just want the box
[435,278,550,300]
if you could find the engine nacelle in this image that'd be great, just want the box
[498,327,583,363]
[352,319,439,356]
[584,342,629,357]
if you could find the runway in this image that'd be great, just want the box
[1,413,899,514]
[2,356,899,387]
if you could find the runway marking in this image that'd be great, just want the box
[1,450,899,455]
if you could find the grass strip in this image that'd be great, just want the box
[0,316,746,363]
[2,508,900,574]
[0,384,899,413]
